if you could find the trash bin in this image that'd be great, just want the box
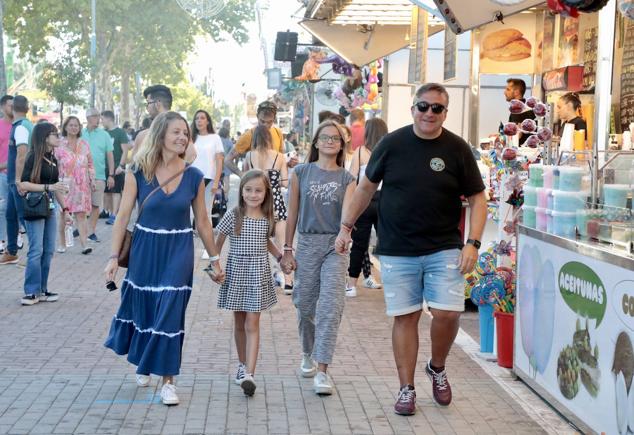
[494,311,514,368]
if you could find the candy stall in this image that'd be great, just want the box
[510,1,634,433]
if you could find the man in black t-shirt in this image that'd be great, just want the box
[505,78,536,146]
[336,83,487,416]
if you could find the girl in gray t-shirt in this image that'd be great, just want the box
[281,120,355,396]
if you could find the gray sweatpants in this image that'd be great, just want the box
[293,233,348,365]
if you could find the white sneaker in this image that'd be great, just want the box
[239,373,256,396]
[234,363,246,385]
[313,372,333,395]
[136,374,151,387]
[56,247,66,253]
[300,354,317,378]
[160,382,179,405]
[363,276,383,289]
[346,287,357,297]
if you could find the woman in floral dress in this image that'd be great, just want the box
[55,116,95,254]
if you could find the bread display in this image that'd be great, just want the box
[482,28,532,62]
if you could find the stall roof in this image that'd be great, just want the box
[300,0,444,66]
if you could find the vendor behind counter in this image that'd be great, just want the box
[555,92,587,138]
[505,78,536,146]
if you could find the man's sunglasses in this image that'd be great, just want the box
[413,101,446,114]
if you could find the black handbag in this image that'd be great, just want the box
[23,191,51,221]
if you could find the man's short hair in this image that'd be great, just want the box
[0,95,13,106]
[101,110,115,121]
[318,110,345,125]
[13,95,29,113]
[506,78,527,97]
[414,83,449,106]
[143,84,173,110]
[349,108,365,123]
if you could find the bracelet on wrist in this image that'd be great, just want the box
[283,245,294,252]
[208,254,220,262]
[341,222,354,232]
[108,254,118,260]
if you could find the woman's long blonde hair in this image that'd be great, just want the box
[134,111,190,182]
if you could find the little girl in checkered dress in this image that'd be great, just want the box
[214,169,282,397]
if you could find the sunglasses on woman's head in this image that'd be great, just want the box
[413,101,446,114]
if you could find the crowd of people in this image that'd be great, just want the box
[0,82,488,417]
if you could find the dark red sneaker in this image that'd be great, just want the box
[425,360,452,406]
[394,385,416,415]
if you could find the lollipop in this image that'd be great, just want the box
[502,148,517,161]
[470,282,485,306]
[533,102,548,117]
[520,118,537,133]
[525,96,538,108]
[503,122,518,136]
[523,134,538,148]
[475,252,496,276]
[537,127,553,142]
[480,274,507,304]
[496,266,515,290]
[509,99,526,114]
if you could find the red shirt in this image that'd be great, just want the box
[350,122,365,151]
[0,118,12,173]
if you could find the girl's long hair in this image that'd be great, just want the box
[134,111,190,182]
[561,92,583,119]
[252,125,272,152]
[308,120,347,167]
[28,122,57,183]
[233,169,275,237]
[191,109,214,143]
[364,118,388,152]
[61,116,81,138]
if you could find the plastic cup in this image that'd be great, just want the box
[537,188,551,208]
[552,210,577,239]
[558,166,585,192]
[524,185,538,207]
[536,207,548,231]
[523,205,537,228]
[552,190,588,213]
[603,184,629,209]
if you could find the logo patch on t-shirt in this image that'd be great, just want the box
[430,157,445,172]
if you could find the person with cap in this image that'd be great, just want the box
[224,101,299,177]
[1,95,33,265]
[82,108,114,243]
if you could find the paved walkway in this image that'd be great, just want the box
[0,184,573,434]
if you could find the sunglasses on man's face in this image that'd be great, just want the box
[413,101,446,114]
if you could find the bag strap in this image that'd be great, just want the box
[137,166,189,218]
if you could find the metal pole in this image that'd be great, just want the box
[468,29,480,146]
[591,0,616,204]
[90,0,97,108]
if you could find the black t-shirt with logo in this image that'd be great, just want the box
[364,125,485,256]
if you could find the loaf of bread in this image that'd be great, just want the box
[482,28,531,62]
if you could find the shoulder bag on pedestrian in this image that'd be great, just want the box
[118,166,188,268]
[23,191,52,220]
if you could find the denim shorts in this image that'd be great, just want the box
[380,249,465,316]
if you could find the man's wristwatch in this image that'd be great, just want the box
[466,239,481,249]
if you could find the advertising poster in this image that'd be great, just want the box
[478,13,536,75]
[558,17,580,67]
[515,233,634,434]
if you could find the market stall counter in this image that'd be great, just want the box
[515,225,634,434]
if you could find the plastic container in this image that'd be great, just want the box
[603,184,629,208]
[552,210,577,238]
[528,163,544,186]
[546,209,554,234]
[553,167,560,190]
[522,205,537,228]
[552,190,588,213]
[479,304,494,353]
[537,188,551,208]
[558,166,585,191]
[524,185,538,207]
[494,311,514,369]
[536,207,548,231]
[576,209,592,238]
[543,166,555,189]
[65,225,74,247]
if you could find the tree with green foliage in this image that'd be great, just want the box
[37,47,88,126]
[3,0,256,123]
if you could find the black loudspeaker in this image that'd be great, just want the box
[291,53,308,77]
[274,32,298,62]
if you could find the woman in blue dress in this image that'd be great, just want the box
[104,111,224,406]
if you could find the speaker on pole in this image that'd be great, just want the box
[274,31,298,62]
[291,53,308,78]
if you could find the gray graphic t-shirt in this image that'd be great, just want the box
[294,162,355,234]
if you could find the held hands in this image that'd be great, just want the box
[205,260,225,284]
[458,244,478,275]
[335,228,353,254]
[280,251,297,274]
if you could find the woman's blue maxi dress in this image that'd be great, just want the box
[105,166,203,376]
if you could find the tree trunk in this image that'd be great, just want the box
[0,1,7,96]
[120,67,130,124]
[59,101,64,127]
